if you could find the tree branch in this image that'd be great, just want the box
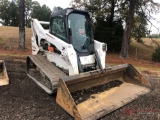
[137,1,160,34]
[137,1,160,47]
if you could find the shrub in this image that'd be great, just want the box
[152,46,160,62]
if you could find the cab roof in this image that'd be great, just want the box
[50,8,90,18]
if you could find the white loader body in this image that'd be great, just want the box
[31,19,107,75]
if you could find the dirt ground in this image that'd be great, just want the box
[0,56,72,120]
[0,55,160,120]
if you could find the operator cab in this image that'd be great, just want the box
[50,8,94,56]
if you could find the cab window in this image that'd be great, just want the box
[50,16,67,42]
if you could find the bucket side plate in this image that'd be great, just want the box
[0,60,9,86]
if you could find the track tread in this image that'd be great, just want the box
[28,55,67,87]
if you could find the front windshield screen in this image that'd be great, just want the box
[68,13,92,53]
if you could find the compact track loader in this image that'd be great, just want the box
[0,60,9,86]
[26,8,151,120]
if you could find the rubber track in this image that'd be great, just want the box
[27,55,67,93]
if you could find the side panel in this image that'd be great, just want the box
[46,52,69,71]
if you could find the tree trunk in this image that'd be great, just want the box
[109,0,115,26]
[120,0,136,59]
[19,0,25,51]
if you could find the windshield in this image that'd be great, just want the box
[68,13,92,53]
